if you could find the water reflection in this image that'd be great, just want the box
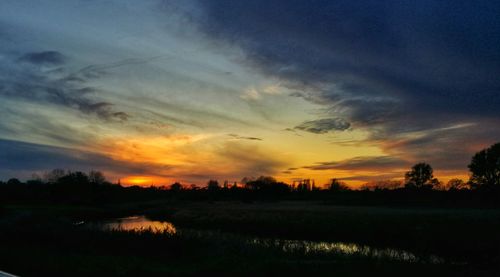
[88,216,443,264]
[249,238,444,264]
[96,216,176,234]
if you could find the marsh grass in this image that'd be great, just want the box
[1,202,499,276]
[150,202,500,262]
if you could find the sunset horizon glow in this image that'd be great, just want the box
[1,1,499,188]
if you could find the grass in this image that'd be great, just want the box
[1,201,500,276]
[144,201,500,262]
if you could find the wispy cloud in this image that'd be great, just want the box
[0,138,173,181]
[0,51,130,122]
[295,118,350,134]
[304,156,409,171]
[227,134,263,141]
[18,51,66,65]
[192,0,500,173]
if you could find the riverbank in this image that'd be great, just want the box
[1,201,499,276]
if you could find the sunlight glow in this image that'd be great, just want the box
[123,176,156,186]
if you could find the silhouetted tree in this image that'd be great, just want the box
[6,178,22,186]
[26,179,44,186]
[57,171,90,186]
[207,180,220,191]
[241,177,255,188]
[246,176,290,195]
[446,178,467,191]
[328,179,349,192]
[360,180,403,191]
[189,184,199,190]
[296,179,312,192]
[170,182,182,192]
[44,169,66,184]
[88,170,106,185]
[404,163,436,190]
[468,142,500,190]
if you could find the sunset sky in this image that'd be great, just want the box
[1,1,500,187]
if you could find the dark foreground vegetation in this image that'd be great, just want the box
[1,202,500,276]
[0,143,499,276]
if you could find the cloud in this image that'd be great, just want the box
[19,51,66,65]
[375,122,499,171]
[240,84,283,101]
[0,106,97,147]
[240,87,262,101]
[212,141,288,178]
[304,156,409,171]
[0,50,131,122]
[295,118,350,134]
[227,133,263,141]
[191,0,500,172]
[337,173,403,182]
[301,121,500,177]
[196,0,500,118]
[0,138,172,180]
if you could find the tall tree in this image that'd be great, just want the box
[207,179,220,191]
[468,142,500,190]
[404,163,436,190]
[328,178,349,192]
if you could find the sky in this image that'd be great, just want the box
[1,0,499,187]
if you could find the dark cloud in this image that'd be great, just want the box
[305,156,409,171]
[0,51,130,122]
[337,173,403,182]
[193,0,500,172]
[19,51,66,65]
[0,138,171,180]
[295,118,350,134]
[200,1,499,118]
[196,1,500,119]
[0,110,97,146]
[376,122,500,171]
[227,133,263,141]
[303,121,500,175]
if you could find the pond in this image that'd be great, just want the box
[84,215,444,264]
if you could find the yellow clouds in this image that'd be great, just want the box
[241,87,262,101]
[240,83,284,101]
[92,132,291,185]
[103,134,212,166]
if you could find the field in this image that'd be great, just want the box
[1,201,500,276]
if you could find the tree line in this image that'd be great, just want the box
[1,142,499,205]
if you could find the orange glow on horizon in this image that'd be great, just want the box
[101,134,211,167]
[122,176,165,186]
[95,133,471,189]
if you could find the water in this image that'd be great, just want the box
[249,238,444,263]
[85,216,443,264]
[88,215,176,234]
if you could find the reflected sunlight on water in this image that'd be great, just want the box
[96,216,176,234]
[86,216,444,264]
[249,238,444,264]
